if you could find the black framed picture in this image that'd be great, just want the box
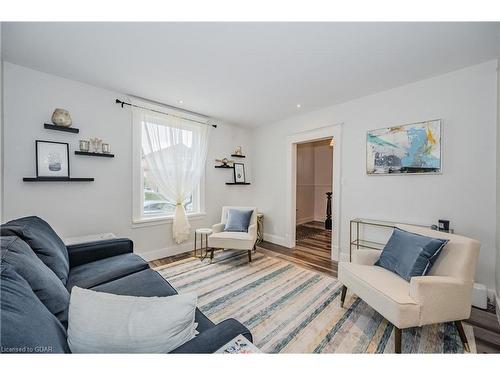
[233,163,246,183]
[36,140,70,178]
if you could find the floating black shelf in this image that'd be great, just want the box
[215,165,234,169]
[230,154,246,158]
[226,182,251,185]
[75,151,115,158]
[23,177,94,182]
[44,123,79,134]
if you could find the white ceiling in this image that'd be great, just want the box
[2,22,499,127]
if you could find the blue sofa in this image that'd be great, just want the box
[0,216,252,353]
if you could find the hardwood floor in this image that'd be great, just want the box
[149,221,500,353]
[258,221,338,277]
[466,306,500,353]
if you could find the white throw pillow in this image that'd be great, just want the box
[67,287,197,353]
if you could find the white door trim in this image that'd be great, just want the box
[285,123,343,261]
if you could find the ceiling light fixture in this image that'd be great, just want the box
[178,100,184,104]
[296,104,301,109]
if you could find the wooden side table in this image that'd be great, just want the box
[256,213,264,244]
[194,228,213,259]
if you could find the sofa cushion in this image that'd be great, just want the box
[0,264,70,353]
[208,231,254,250]
[66,253,149,291]
[1,216,69,284]
[67,287,197,353]
[338,262,420,329]
[1,236,70,324]
[375,227,448,281]
[93,268,215,332]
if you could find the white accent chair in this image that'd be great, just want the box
[208,206,258,262]
[338,224,480,353]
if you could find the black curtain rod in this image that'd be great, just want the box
[115,99,217,128]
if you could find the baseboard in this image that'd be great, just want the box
[296,216,314,225]
[472,283,488,309]
[263,233,289,247]
[137,241,194,261]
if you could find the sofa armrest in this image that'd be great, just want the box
[67,238,134,268]
[409,276,472,325]
[170,318,253,354]
[212,223,225,233]
[352,249,381,265]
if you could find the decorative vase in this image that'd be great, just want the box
[89,137,102,153]
[79,140,90,152]
[51,108,72,127]
[233,146,243,156]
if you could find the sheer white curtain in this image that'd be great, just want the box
[134,107,211,243]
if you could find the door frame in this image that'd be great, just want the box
[285,123,343,261]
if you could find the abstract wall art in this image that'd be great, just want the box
[366,119,441,175]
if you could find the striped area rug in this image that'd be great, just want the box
[156,250,476,353]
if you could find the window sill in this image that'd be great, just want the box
[132,212,207,228]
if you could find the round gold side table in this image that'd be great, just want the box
[194,228,213,259]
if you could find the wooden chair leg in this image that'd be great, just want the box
[340,285,347,307]
[455,321,470,352]
[248,250,252,262]
[394,327,402,354]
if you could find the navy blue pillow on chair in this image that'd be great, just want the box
[224,209,254,232]
[374,227,448,281]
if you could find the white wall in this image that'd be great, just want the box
[296,140,333,224]
[2,62,255,260]
[296,142,315,224]
[313,140,333,221]
[254,60,498,290]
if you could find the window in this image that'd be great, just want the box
[132,104,205,224]
[142,159,197,217]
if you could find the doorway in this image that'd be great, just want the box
[284,124,342,262]
[295,139,333,263]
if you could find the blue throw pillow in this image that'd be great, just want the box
[1,216,70,284]
[1,236,70,325]
[224,209,253,232]
[374,227,448,281]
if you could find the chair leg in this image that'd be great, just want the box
[209,249,215,263]
[340,285,347,307]
[455,321,470,352]
[248,250,252,262]
[394,327,402,354]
